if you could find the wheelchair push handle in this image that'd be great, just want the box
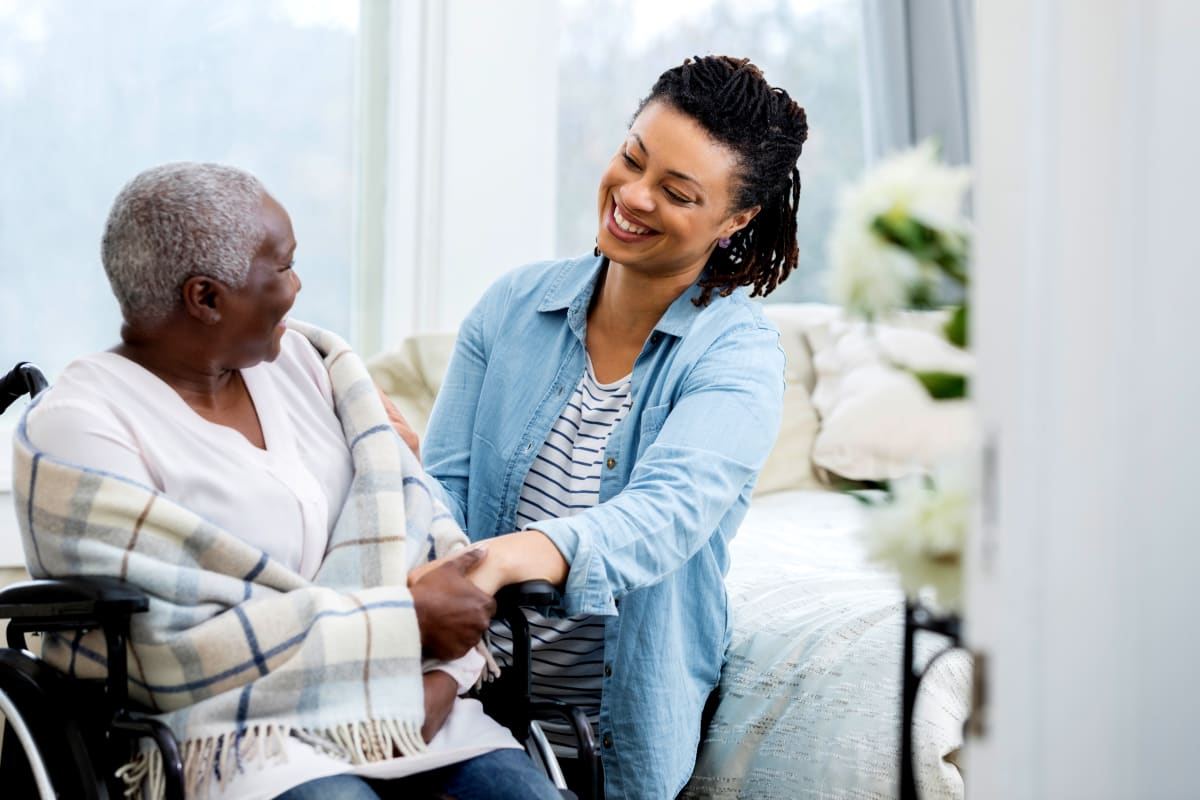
[0,362,48,413]
[495,579,561,612]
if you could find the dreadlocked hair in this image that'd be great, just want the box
[635,55,809,306]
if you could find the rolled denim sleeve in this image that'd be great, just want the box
[533,322,785,616]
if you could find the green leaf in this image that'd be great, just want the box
[944,305,969,348]
[872,215,970,286]
[914,371,968,399]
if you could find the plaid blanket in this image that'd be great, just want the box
[11,321,470,798]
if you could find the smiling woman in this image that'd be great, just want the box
[597,103,755,282]
[0,0,358,437]
[26,164,337,557]
[556,0,866,303]
[421,55,808,800]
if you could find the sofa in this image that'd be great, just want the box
[369,302,973,800]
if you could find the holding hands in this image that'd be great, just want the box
[408,547,495,660]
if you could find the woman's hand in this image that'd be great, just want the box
[375,384,420,461]
[408,548,496,660]
[420,670,458,743]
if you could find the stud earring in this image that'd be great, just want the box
[717,237,732,249]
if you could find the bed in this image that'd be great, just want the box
[681,490,970,799]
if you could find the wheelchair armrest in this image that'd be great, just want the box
[0,577,149,657]
[495,579,561,613]
[0,576,149,628]
[0,577,150,720]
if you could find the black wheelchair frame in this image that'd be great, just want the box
[0,362,599,800]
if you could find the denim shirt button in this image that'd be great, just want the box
[604,663,613,677]
[603,733,613,749]
[606,457,616,469]
[651,333,661,345]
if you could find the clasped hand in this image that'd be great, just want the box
[407,531,570,660]
[408,547,495,661]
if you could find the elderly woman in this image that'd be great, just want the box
[419,56,809,798]
[12,163,561,800]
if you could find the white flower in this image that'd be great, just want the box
[862,461,973,612]
[845,140,972,233]
[827,220,928,317]
[827,141,971,317]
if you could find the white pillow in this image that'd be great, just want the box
[754,378,824,495]
[808,317,976,481]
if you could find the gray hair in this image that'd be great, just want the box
[101,162,267,322]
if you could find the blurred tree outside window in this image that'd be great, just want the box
[556,0,866,303]
[0,0,357,428]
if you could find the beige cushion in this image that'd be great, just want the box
[366,333,457,437]
[807,315,975,481]
[754,303,843,495]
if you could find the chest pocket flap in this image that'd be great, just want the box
[639,401,672,441]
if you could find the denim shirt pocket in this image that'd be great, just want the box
[638,401,672,444]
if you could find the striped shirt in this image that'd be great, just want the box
[491,361,632,753]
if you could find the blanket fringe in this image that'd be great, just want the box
[119,719,426,799]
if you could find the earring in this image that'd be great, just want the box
[594,238,601,257]
[717,236,732,249]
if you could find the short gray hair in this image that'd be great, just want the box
[101,162,267,322]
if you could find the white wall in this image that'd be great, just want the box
[968,1,1200,797]
[375,0,559,347]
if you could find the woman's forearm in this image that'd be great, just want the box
[465,530,569,595]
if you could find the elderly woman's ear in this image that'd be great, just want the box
[181,275,222,324]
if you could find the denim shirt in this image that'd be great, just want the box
[423,254,785,799]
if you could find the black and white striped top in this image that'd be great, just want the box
[491,362,632,753]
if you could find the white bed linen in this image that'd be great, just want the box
[681,490,970,799]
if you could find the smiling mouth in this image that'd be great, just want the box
[613,204,655,235]
[607,197,661,241]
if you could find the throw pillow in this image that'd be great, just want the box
[808,316,975,481]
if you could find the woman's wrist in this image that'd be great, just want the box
[509,529,569,586]
[463,530,569,595]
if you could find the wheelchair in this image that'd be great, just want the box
[0,362,599,800]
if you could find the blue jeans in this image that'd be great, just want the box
[274,748,563,800]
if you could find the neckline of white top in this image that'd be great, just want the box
[91,351,299,465]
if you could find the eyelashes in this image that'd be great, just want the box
[620,152,694,205]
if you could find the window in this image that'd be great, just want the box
[0,0,359,429]
[556,0,866,302]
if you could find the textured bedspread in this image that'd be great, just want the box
[681,490,970,799]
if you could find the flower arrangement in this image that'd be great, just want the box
[827,140,973,612]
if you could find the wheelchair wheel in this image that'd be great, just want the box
[0,648,106,799]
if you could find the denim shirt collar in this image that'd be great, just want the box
[536,253,714,342]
